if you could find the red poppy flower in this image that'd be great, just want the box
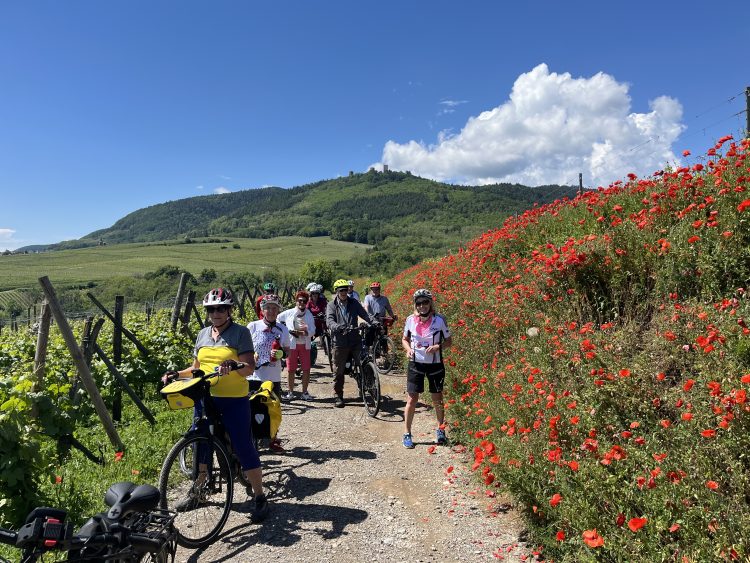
[628,517,647,532]
[582,529,604,548]
[706,480,719,490]
[549,493,562,507]
[556,530,565,541]
[701,429,716,438]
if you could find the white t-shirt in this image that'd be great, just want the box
[247,320,291,383]
[403,314,451,364]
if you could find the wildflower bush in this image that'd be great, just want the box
[386,136,750,561]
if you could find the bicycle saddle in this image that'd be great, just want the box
[104,482,161,520]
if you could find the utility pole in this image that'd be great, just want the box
[746,86,750,139]
[579,173,583,197]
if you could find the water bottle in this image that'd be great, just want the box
[271,335,283,362]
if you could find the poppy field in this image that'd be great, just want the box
[386,135,750,561]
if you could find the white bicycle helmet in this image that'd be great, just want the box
[306,282,317,292]
[203,288,234,307]
[260,294,281,309]
[413,288,433,302]
[347,279,355,286]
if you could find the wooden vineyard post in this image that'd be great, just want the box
[112,296,124,422]
[30,299,51,418]
[171,273,189,331]
[38,276,124,451]
[181,290,196,340]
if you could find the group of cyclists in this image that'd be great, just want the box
[160,277,452,525]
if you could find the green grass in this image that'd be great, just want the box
[0,236,369,291]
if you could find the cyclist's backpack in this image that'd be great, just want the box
[249,381,282,440]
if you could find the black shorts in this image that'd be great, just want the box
[407,361,446,394]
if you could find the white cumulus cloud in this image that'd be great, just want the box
[214,187,231,194]
[0,228,15,240]
[377,64,685,187]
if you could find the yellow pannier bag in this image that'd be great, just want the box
[250,381,282,439]
[160,377,205,410]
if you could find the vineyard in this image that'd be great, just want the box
[385,135,750,560]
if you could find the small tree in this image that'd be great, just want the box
[300,259,334,291]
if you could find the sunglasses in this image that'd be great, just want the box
[206,305,229,313]
[415,300,430,306]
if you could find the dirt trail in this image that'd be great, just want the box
[174,362,528,562]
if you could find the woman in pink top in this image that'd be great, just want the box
[401,289,452,449]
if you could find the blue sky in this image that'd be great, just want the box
[1,1,747,250]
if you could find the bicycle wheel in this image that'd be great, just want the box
[360,361,381,417]
[373,336,396,374]
[158,435,233,549]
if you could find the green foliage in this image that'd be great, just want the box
[300,259,335,291]
[0,309,195,527]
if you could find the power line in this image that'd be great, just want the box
[692,90,745,119]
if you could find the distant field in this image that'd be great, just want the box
[0,237,369,290]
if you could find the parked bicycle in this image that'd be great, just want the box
[371,317,396,374]
[159,369,254,548]
[342,324,382,417]
[0,481,176,562]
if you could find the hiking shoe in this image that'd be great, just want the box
[269,438,285,453]
[282,391,295,402]
[249,494,269,523]
[301,391,315,401]
[334,396,345,408]
[436,428,448,445]
[403,433,415,449]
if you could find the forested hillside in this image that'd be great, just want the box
[53,170,578,275]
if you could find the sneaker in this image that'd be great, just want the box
[403,433,415,449]
[301,391,315,401]
[269,438,285,453]
[282,391,295,402]
[249,494,269,523]
[334,396,345,408]
[436,428,448,445]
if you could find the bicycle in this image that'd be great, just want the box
[341,324,382,417]
[0,481,176,562]
[158,369,253,549]
[371,317,396,374]
[312,312,334,373]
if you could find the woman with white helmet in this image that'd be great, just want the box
[401,288,452,449]
[247,293,291,452]
[161,287,268,521]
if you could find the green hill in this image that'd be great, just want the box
[55,170,579,275]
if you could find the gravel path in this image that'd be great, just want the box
[175,363,528,562]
